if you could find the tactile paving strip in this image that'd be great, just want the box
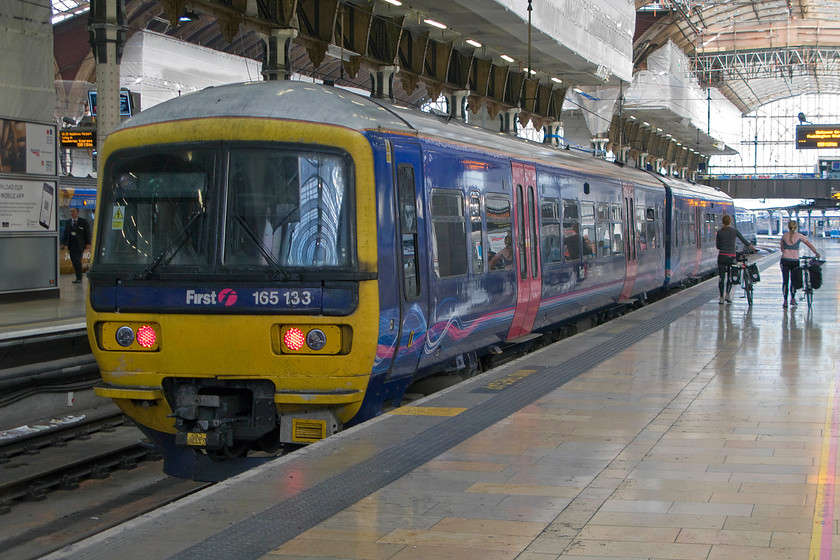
[170,286,717,560]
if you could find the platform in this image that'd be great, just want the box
[0,273,86,341]
[43,238,840,560]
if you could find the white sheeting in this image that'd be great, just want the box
[0,2,55,122]
[119,31,263,111]
[499,0,635,82]
[623,41,741,148]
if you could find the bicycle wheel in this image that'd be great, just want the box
[806,288,813,309]
[744,277,753,306]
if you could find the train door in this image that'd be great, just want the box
[620,182,637,301]
[507,162,542,340]
[387,140,429,380]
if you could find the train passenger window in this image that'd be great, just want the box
[688,211,696,245]
[596,202,611,257]
[487,193,512,271]
[636,205,647,251]
[469,192,484,274]
[398,164,419,298]
[431,189,467,278]
[597,202,610,221]
[540,199,563,264]
[562,199,580,261]
[580,202,596,259]
[646,206,657,249]
[611,204,624,255]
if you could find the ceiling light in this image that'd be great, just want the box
[466,39,482,48]
[500,54,514,63]
[179,9,198,22]
[424,18,446,29]
[551,77,562,84]
[383,0,402,5]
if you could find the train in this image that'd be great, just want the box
[87,81,733,480]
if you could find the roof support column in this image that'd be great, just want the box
[543,121,562,147]
[500,108,519,135]
[88,0,126,163]
[370,65,399,100]
[448,90,469,121]
[619,146,631,164]
[262,28,298,81]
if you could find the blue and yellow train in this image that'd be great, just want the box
[88,81,732,479]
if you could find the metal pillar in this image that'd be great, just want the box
[88,0,126,165]
[448,90,468,121]
[370,66,399,100]
[501,108,519,134]
[543,121,563,147]
[262,28,298,81]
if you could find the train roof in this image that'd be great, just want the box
[117,81,728,200]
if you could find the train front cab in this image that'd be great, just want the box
[88,117,382,480]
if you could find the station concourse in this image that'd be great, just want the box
[24,237,837,560]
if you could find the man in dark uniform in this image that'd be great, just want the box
[61,207,92,283]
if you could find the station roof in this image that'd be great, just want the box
[635,1,840,113]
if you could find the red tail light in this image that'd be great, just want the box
[136,325,157,348]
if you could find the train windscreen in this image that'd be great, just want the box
[96,145,353,274]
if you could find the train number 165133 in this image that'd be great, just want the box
[253,290,313,306]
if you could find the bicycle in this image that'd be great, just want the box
[728,251,755,306]
[796,255,825,310]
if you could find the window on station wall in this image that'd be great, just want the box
[562,199,580,261]
[611,204,624,255]
[469,191,484,274]
[580,202,596,259]
[541,198,563,264]
[486,193,512,272]
[596,202,611,257]
[430,189,467,278]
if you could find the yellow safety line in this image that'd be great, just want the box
[387,406,467,417]
[810,380,839,559]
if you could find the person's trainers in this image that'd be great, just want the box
[724,295,732,303]
[791,299,797,306]
[783,300,788,307]
[719,298,724,305]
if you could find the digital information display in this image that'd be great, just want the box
[796,125,840,149]
[60,129,96,149]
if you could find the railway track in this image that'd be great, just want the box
[0,411,209,559]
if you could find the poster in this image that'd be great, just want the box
[0,178,57,232]
[0,119,56,175]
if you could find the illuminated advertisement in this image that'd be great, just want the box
[0,119,57,174]
[0,178,57,232]
[796,125,840,149]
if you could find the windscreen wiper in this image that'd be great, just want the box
[140,210,203,279]
[231,213,290,280]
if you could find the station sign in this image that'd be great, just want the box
[796,125,840,149]
[60,128,96,149]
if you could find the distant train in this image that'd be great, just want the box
[734,206,758,250]
[88,81,733,480]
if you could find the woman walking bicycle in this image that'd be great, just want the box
[716,214,755,304]
[780,220,820,307]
